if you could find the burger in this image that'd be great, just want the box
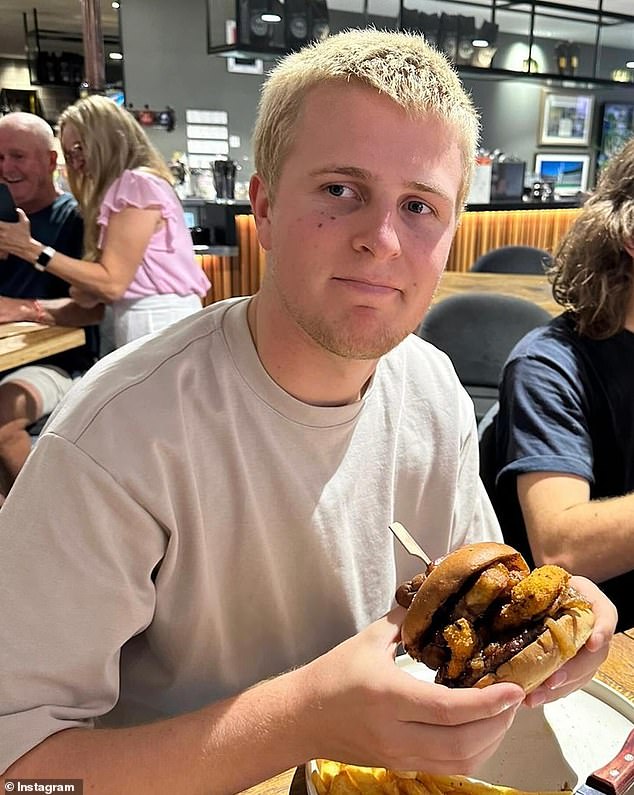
[396,542,595,693]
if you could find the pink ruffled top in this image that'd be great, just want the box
[97,169,211,300]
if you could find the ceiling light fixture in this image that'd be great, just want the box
[109,52,123,60]
[260,13,282,23]
[472,38,489,47]
[112,1,120,7]
[627,60,634,68]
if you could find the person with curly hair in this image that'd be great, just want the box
[493,137,634,631]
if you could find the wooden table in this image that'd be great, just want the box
[434,272,561,317]
[0,322,86,373]
[242,630,634,795]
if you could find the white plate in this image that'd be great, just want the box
[306,655,634,793]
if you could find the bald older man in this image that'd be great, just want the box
[0,112,102,500]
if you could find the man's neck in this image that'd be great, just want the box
[22,186,61,216]
[247,294,377,407]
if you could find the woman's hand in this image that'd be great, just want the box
[524,576,617,708]
[295,607,525,776]
[0,209,36,260]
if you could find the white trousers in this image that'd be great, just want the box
[112,293,203,349]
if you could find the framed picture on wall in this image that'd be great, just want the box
[597,102,634,171]
[539,92,594,146]
[535,153,590,195]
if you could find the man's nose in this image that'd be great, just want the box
[351,206,402,260]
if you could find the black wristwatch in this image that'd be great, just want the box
[34,245,56,272]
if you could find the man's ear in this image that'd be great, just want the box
[249,173,273,251]
[625,240,634,260]
[48,149,58,174]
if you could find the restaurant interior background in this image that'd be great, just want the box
[1,0,634,215]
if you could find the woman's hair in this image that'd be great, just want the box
[253,28,480,211]
[58,95,173,260]
[550,137,634,338]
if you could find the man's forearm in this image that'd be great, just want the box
[527,491,634,582]
[6,666,313,795]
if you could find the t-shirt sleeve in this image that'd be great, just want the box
[0,434,165,771]
[97,171,184,253]
[98,170,173,227]
[496,353,594,485]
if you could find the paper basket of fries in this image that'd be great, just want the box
[306,760,573,795]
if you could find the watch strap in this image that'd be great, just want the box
[34,245,55,272]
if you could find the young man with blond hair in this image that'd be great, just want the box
[0,30,615,792]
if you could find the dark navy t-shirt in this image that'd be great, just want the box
[494,312,634,630]
[2,193,99,374]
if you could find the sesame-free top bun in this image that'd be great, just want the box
[475,604,595,693]
[401,542,529,652]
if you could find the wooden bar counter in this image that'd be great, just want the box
[241,630,634,795]
[0,322,86,374]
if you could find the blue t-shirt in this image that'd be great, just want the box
[2,193,99,374]
[494,312,634,630]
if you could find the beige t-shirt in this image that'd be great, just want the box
[0,297,500,770]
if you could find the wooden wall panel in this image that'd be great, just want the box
[446,207,580,272]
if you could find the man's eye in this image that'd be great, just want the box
[327,184,351,198]
[406,200,430,215]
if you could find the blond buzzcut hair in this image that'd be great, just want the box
[59,95,173,261]
[253,28,480,210]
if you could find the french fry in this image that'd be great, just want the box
[312,769,330,795]
[416,772,445,795]
[380,775,403,795]
[331,769,363,794]
[398,778,434,795]
[317,760,347,787]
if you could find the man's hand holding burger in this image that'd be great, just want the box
[297,607,525,776]
[523,575,617,708]
[293,543,615,778]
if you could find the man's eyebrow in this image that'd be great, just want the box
[309,165,454,205]
[309,165,371,181]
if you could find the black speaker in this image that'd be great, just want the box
[284,0,310,50]
[438,13,459,61]
[400,6,421,34]
[470,20,498,68]
[238,0,285,50]
[309,0,330,43]
[418,13,440,48]
[456,16,476,66]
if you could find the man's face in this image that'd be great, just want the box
[0,125,56,214]
[252,81,464,360]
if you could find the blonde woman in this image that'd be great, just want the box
[0,96,210,348]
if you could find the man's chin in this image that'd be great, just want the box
[309,325,411,360]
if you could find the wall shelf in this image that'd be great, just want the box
[205,0,634,89]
